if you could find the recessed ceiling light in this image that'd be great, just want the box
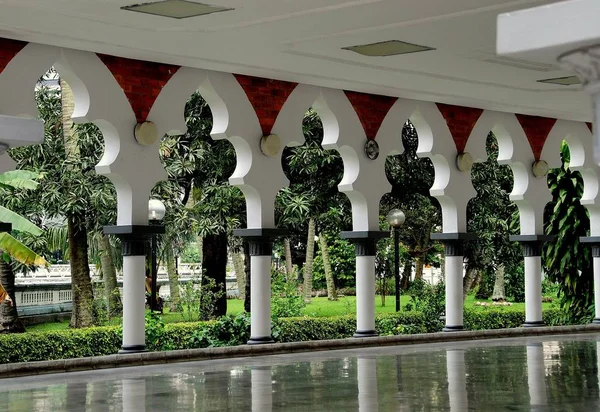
[122,0,233,19]
[537,76,581,86]
[342,40,435,57]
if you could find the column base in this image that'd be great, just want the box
[523,321,545,328]
[443,325,464,332]
[353,330,378,338]
[247,336,275,345]
[119,345,147,354]
[592,318,600,325]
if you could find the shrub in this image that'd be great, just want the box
[0,308,569,364]
[312,236,356,289]
[271,270,305,318]
[463,307,563,330]
[404,279,445,332]
[0,326,121,364]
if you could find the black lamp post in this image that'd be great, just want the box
[148,198,166,312]
[386,209,405,312]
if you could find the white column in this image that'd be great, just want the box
[594,256,600,323]
[355,255,376,337]
[445,256,464,331]
[526,344,547,407]
[524,256,543,326]
[357,357,378,412]
[446,350,468,412]
[251,367,273,412]
[249,255,273,344]
[122,255,147,352]
[122,379,146,412]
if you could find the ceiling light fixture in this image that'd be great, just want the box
[342,40,434,57]
[122,0,233,19]
[537,76,581,86]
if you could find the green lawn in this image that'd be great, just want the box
[26,294,554,333]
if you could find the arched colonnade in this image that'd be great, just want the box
[0,38,597,351]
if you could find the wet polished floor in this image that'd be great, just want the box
[2,334,600,411]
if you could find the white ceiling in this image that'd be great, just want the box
[0,0,591,121]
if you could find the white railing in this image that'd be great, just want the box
[15,263,204,284]
[16,288,73,307]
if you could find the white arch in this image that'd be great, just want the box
[414,102,476,233]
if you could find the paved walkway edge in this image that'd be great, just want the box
[2,324,600,378]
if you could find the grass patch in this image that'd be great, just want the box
[26,294,554,333]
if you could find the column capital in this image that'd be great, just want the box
[509,235,555,257]
[233,228,287,256]
[580,236,600,257]
[341,231,388,256]
[559,46,600,94]
[103,225,165,256]
[430,232,476,256]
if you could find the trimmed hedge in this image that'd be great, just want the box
[0,308,567,364]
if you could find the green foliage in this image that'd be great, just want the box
[179,275,225,321]
[465,133,521,284]
[271,270,305,318]
[190,312,251,348]
[180,244,201,263]
[0,309,568,364]
[145,311,168,351]
[0,326,121,363]
[312,235,355,289]
[505,264,525,302]
[464,307,564,329]
[543,142,593,323]
[403,279,445,332]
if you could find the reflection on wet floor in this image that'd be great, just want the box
[1,334,600,411]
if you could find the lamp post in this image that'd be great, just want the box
[148,198,166,312]
[386,209,406,312]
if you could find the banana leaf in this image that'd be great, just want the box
[0,233,47,266]
[0,170,40,190]
[0,205,42,236]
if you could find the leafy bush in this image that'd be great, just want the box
[312,236,356,289]
[464,307,563,329]
[191,313,251,348]
[271,270,305,318]
[404,279,445,332]
[505,263,525,302]
[179,274,224,321]
[0,309,569,364]
[0,326,121,364]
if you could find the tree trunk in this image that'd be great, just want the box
[462,266,478,302]
[69,215,95,328]
[243,241,251,312]
[415,256,424,280]
[0,258,24,333]
[166,242,181,312]
[303,218,316,303]
[60,79,79,160]
[284,238,294,281]
[196,236,203,267]
[491,265,506,301]
[318,233,337,301]
[232,251,246,301]
[401,260,412,290]
[99,234,121,317]
[202,233,228,317]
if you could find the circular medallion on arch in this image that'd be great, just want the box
[260,134,281,157]
[532,160,549,178]
[134,121,159,146]
[364,139,379,160]
[456,152,473,172]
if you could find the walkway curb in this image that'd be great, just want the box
[2,324,600,378]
